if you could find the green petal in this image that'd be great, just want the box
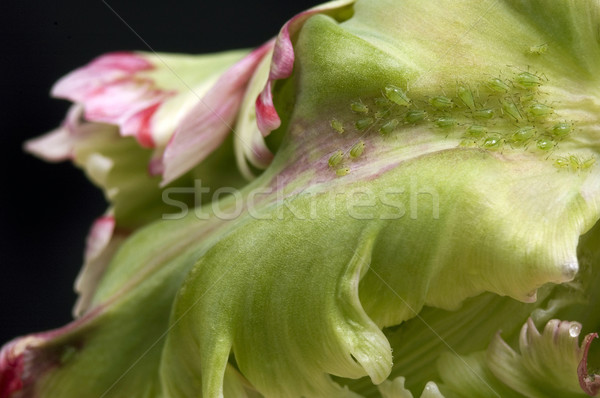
[487,318,593,397]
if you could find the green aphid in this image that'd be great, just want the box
[336,167,350,177]
[582,157,597,170]
[510,126,535,143]
[384,84,411,107]
[568,155,582,172]
[554,156,570,169]
[457,84,475,110]
[350,101,369,114]
[514,72,543,89]
[466,125,487,138]
[551,122,572,138]
[328,150,344,168]
[529,43,548,55]
[487,78,510,93]
[330,118,344,134]
[374,97,391,107]
[459,139,478,148]
[349,141,365,158]
[379,119,399,135]
[435,117,457,128]
[527,103,553,117]
[355,117,374,130]
[473,108,494,119]
[482,134,504,149]
[405,110,427,123]
[501,99,522,121]
[536,137,556,151]
[429,96,453,110]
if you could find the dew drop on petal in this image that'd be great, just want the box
[570,323,582,338]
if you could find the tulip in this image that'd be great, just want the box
[3,0,600,397]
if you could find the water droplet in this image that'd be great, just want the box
[569,323,581,337]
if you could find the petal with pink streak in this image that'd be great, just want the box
[0,310,99,398]
[161,43,273,185]
[51,52,170,149]
[256,0,356,136]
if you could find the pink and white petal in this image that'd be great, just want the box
[24,127,74,162]
[23,105,85,162]
[51,50,249,151]
[51,52,154,102]
[161,43,273,185]
[73,215,129,317]
[234,43,275,180]
[256,0,356,136]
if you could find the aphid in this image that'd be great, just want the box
[514,72,543,90]
[374,97,391,107]
[473,108,494,119]
[510,126,535,144]
[355,117,374,130]
[582,157,596,170]
[435,117,457,128]
[527,103,553,117]
[466,125,487,138]
[328,150,344,168]
[555,155,596,171]
[551,122,572,138]
[529,43,548,55]
[336,167,350,177]
[536,137,556,151]
[501,99,522,121]
[459,139,478,148]
[482,134,504,150]
[350,101,369,114]
[486,78,510,93]
[457,84,475,110]
[330,118,344,134]
[384,84,411,107]
[429,96,453,110]
[349,141,365,158]
[554,156,570,169]
[405,110,427,123]
[379,119,399,135]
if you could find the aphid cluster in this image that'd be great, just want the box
[326,61,593,176]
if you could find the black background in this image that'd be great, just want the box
[0,0,317,345]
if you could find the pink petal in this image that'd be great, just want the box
[255,0,356,136]
[23,105,84,162]
[161,42,273,185]
[578,332,600,396]
[51,52,167,149]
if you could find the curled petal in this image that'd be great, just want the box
[579,333,600,396]
[255,0,355,135]
[161,42,273,185]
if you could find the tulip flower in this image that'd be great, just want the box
[3,0,600,397]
